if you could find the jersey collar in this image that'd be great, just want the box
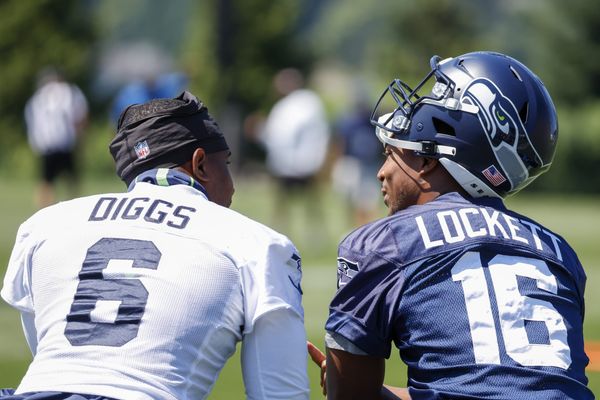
[128,168,208,196]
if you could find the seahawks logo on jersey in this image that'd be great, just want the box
[287,253,303,295]
[337,257,359,288]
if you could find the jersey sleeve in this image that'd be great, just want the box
[325,242,406,359]
[241,308,309,399]
[1,217,37,313]
[21,312,38,355]
[239,233,304,335]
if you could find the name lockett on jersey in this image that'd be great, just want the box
[416,207,564,261]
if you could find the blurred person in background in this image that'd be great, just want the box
[24,67,88,208]
[2,91,309,400]
[258,68,330,238]
[310,51,593,399]
[110,71,188,125]
[331,93,383,226]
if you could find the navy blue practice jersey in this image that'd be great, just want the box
[326,192,593,399]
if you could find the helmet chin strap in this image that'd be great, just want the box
[375,114,456,156]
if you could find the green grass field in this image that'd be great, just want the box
[0,176,598,398]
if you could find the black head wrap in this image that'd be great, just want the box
[109,91,229,185]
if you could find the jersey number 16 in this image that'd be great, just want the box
[451,251,571,369]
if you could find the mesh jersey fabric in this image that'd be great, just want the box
[2,178,307,400]
[325,192,592,399]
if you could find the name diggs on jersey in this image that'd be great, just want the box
[89,196,196,229]
[415,207,563,261]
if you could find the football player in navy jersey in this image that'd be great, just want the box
[310,52,593,399]
[2,92,309,400]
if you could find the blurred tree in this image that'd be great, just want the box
[491,0,600,104]
[313,0,494,84]
[496,0,600,192]
[0,0,95,170]
[95,0,191,55]
[181,0,321,168]
[370,0,494,83]
[182,0,318,112]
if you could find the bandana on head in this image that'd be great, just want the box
[109,91,229,186]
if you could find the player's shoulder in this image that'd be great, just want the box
[20,192,130,242]
[340,192,471,258]
[23,193,103,224]
[502,202,583,270]
[344,192,460,238]
[206,204,301,286]
[197,200,295,251]
[340,216,394,254]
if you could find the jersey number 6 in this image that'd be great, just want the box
[64,238,161,346]
[451,251,571,369]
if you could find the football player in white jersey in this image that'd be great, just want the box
[1,91,309,400]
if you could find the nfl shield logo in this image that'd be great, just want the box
[134,140,150,159]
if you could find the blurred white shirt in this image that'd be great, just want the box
[261,89,329,178]
[24,81,88,154]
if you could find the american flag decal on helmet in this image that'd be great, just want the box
[134,140,150,159]
[482,165,507,186]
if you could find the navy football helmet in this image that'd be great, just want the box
[371,51,558,198]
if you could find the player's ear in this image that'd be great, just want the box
[416,157,439,189]
[419,157,439,175]
[191,147,209,183]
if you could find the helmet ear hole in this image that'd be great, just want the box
[519,102,529,124]
[432,117,456,136]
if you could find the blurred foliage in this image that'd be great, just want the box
[533,101,600,194]
[182,0,316,113]
[510,0,600,104]
[0,0,94,131]
[0,0,598,192]
[373,0,490,81]
[94,0,191,54]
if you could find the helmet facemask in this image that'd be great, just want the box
[370,56,479,157]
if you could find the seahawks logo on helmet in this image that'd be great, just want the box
[337,257,359,288]
[461,78,543,190]
[461,78,522,147]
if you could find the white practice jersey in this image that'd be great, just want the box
[24,81,88,154]
[261,89,329,178]
[2,181,308,400]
